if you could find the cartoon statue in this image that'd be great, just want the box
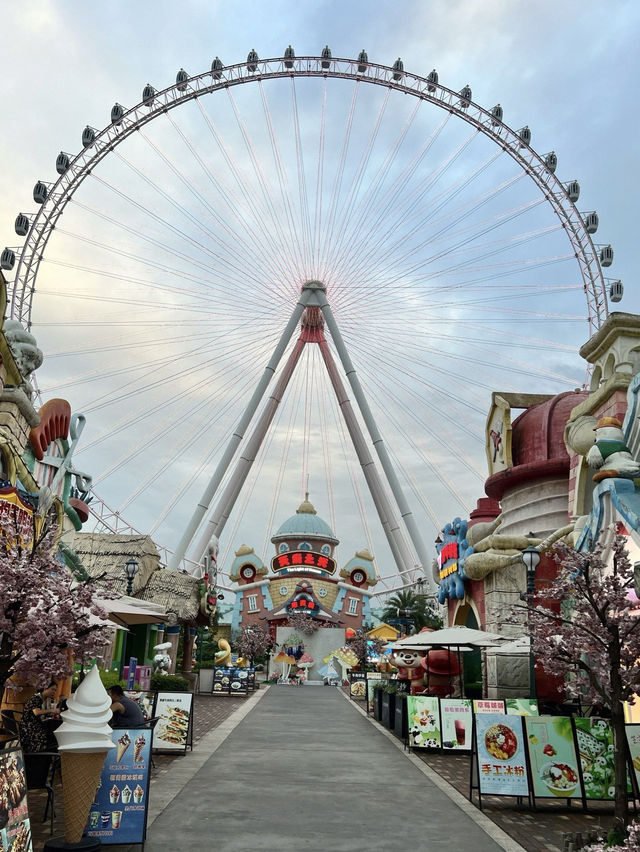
[586,416,640,483]
[214,638,232,666]
[391,649,426,695]
[200,535,220,620]
[152,641,172,675]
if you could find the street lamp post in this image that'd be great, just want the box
[520,544,541,698]
[124,557,139,596]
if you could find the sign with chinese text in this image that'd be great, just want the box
[406,696,441,748]
[440,699,472,750]
[475,713,529,797]
[0,748,31,852]
[270,550,336,575]
[506,698,539,716]
[86,728,151,846]
[473,699,506,714]
[349,672,367,700]
[525,716,582,800]
[152,693,192,753]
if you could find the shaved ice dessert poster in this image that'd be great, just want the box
[86,728,152,845]
[474,713,529,797]
[152,693,193,753]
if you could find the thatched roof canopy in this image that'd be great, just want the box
[72,532,202,623]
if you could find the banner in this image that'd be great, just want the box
[440,699,472,750]
[406,696,441,748]
[506,698,539,716]
[0,748,31,852]
[473,699,506,714]
[86,727,152,845]
[525,716,582,800]
[152,693,193,752]
[474,713,529,797]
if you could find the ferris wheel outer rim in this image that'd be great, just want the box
[9,54,607,333]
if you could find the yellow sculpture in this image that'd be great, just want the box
[214,638,232,666]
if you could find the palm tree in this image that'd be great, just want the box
[381,589,442,634]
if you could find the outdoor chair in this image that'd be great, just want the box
[0,710,21,743]
[24,751,59,835]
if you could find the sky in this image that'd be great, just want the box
[0,1,638,593]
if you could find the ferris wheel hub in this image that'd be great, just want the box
[301,279,326,293]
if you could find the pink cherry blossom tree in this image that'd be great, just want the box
[0,524,111,698]
[526,535,640,828]
[287,612,320,635]
[235,625,273,664]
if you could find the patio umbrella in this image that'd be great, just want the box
[95,597,169,626]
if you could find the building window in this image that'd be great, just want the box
[348,597,358,615]
[318,587,328,598]
[247,594,258,613]
[279,543,289,553]
[321,544,331,555]
[298,541,312,551]
[279,585,288,596]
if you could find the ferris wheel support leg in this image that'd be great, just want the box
[318,337,412,577]
[319,296,436,592]
[192,337,308,557]
[167,286,316,572]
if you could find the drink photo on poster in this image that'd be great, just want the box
[440,699,472,750]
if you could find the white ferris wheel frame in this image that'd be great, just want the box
[6,54,612,591]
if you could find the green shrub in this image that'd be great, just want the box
[151,673,190,692]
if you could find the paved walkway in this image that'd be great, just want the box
[134,687,520,852]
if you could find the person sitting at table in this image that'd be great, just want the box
[18,681,59,753]
[107,686,145,728]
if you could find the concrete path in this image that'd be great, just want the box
[140,687,524,852]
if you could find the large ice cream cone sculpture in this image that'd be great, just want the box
[55,665,114,843]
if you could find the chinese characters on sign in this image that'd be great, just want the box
[270,550,337,575]
[440,699,472,750]
[474,713,529,797]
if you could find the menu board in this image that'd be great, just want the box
[506,698,539,716]
[349,673,367,700]
[229,668,248,695]
[152,693,193,752]
[574,718,620,800]
[247,669,256,690]
[473,699,506,714]
[525,716,582,800]
[86,728,151,846]
[0,748,31,852]
[440,699,472,750]
[474,713,529,797]
[213,666,232,693]
[406,696,441,748]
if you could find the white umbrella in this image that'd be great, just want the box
[391,626,505,650]
[494,636,530,654]
[95,597,169,626]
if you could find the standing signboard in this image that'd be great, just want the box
[229,668,248,695]
[474,713,529,798]
[0,748,31,852]
[349,672,367,701]
[152,693,193,753]
[366,673,382,715]
[440,699,473,750]
[406,696,441,748]
[506,699,539,716]
[247,669,256,691]
[212,667,231,694]
[574,718,618,800]
[524,716,582,801]
[86,728,152,846]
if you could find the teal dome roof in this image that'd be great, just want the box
[271,496,339,545]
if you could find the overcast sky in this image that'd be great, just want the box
[0,1,637,591]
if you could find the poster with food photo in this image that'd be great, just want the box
[153,693,193,752]
[406,696,441,748]
[475,713,529,797]
[440,699,472,750]
[0,748,31,852]
[86,727,152,846]
[525,716,582,800]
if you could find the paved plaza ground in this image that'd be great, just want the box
[28,687,621,851]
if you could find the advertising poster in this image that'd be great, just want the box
[473,699,506,714]
[0,748,31,852]
[153,693,193,752]
[349,673,367,700]
[506,699,539,716]
[440,699,473,750]
[366,674,382,714]
[475,713,529,797]
[575,718,629,800]
[525,716,582,800]
[212,666,231,694]
[86,728,151,846]
[625,725,640,794]
[248,669,256,690]
[124,691,155,720]
[229,668,248,695]
[406,696,441,748]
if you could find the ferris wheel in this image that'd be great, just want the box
[1,49,622,592]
